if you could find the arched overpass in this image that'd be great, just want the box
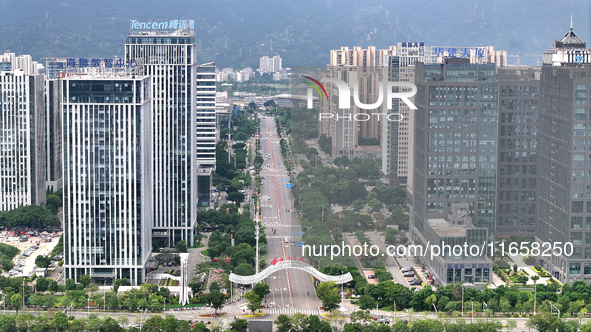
[229,259,352,285]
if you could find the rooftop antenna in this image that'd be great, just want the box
[570,12,573,30]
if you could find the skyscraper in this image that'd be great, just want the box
[125,19,197,247]
[196,62,217,207]
[0,66,46,211]
[381,42,432,188]
[62,75,153,285]
[536,25,591,283]
[495,66,540,237]
[412,59,499,283]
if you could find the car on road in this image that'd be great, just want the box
[403,272,415,277]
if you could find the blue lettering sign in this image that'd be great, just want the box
[461,48,470,58]
[79,58,89,68]
[67,58,76,68]
[92,58,101,67]
[116,59,125,68]
[169,19,178,29]
[477,48,485,58]
[128,59,138,68]
[104,59,113,68]
[447,47,457,58]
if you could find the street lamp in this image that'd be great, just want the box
[88,294,91,316]
[483,302,488,321]
[471,300,474,323]
[164,297,166,313]
[3,294,5,314]
[433,303,437,315]
[393,301,396,320]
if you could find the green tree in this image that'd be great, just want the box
[35,277,49,292]
[410,319,444,332]
[191,322,211,332]
[65,278,77,290]
[10,294,22,314]
[140,315,163,332]
[252,283,270,299]
[233,263,253,276]
[48,280,58,293]
[189,281,203,294]
[358,294,377,310]
[70,318,86,332]
[175,240,188,253]
[229,318,248,332]
[50,312,69,332]
[507,319,517,332]
[316,281,341,312]
[0,314,17,332]
[161,315,178,332]
[275,314,293,332]
[34,255,52,268]
[207,291,225,313]
[15,313,33,332]
[244,291,261,314]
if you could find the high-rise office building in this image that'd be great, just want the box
[196,62,217,169]
[381,42,432,188]
[0,67,46,211]
[495,67,540,237]
[62,75,153,285]
[45,76,62,192]
[196,62,217,207]
[411,58,498,284]
[536,25,591,283]
[125,19,197,247]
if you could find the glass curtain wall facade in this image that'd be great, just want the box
[412,59,499,245]
[125,29,197,247]
[0,70,46,211]
[62,77,153,285]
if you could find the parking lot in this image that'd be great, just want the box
[1,231,62,278]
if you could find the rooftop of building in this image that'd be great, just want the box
[555,27,586,49]
[428,218,469,237]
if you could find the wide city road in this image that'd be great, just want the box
[258,116,321,316]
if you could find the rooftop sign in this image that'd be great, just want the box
[129,19,194,32]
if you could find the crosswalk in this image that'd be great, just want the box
[265,308,321,315]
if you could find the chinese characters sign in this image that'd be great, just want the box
[432,46,487,58]
[129,19,195,32]
[65,58,138,69]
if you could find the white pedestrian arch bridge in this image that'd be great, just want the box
[229,259,353,285]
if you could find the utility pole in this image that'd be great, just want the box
[534,285,537,315]
[461,284,464,316]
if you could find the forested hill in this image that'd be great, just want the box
[0,0,588,69]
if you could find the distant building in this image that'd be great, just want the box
[259,55,282,73]
[536,24,591,283]
[0,67,46,211]
[330,46,377,67]
[62,75,153,285]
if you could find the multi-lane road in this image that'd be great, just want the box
[257,116,321,315]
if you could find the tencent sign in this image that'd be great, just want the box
[130,19,194,31]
